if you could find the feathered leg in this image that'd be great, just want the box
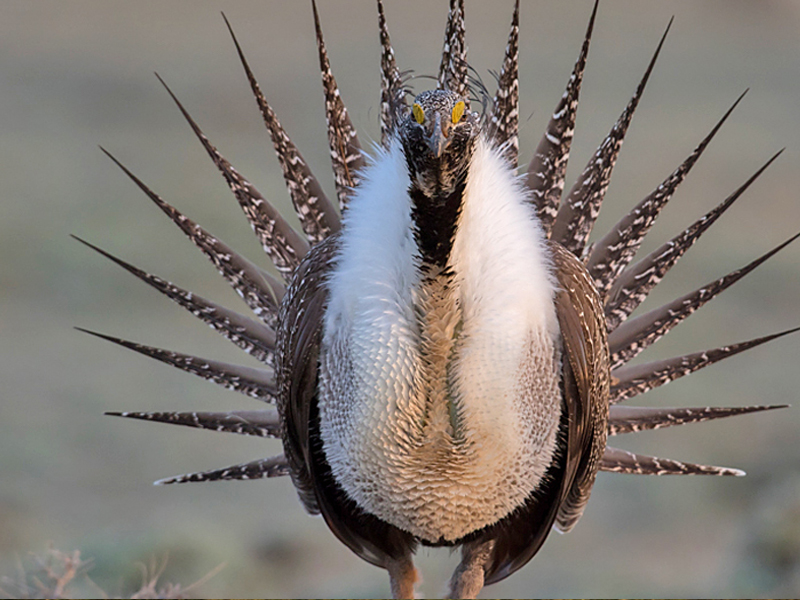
[387,554,418,600]
[447,539,495,599]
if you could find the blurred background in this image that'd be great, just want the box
[1,1,800,597]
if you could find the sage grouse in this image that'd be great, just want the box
[77,1,795,598]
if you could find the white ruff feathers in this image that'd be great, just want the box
[320,139,562,543]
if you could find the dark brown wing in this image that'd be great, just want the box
[549,241,610,532]
[276,233,416,569]
[276,235,338,514]
[483,242,610,585]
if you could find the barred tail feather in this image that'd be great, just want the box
[487,0,519,166]
[525,0,597,236]
[609,231,800,369]
[608,404,788,436]
[99,148,280,327]
[311,0,365,209]
[107,410,280,438]
[377,0,407,145]
[222,13,340,245]
[600,447,744,476]
[154,455,290,485]
[587,90,748,297]
[551,18,672,256]
[437,0,468,100]
[73,237,276,364]
[605,150,784,331]
[155,74,309,276]
[610,327,800,403]
[77,328,277,402]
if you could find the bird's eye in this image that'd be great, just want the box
[413,103,425,124]
[451,101,465,124]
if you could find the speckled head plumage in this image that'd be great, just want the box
[399,89,480,199]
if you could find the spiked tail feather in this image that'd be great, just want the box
[525,0,598,236]
[437,0,468,100]
[154,455,290,485]
[610,327,800,403]
[155,74,309,276]
[99,148,280,327]
[73,236,276,364]
[609,231,800,369]
[77,328,277,402]
[551,18,673,257]
[605,150,784,331]
[311,0,365,210]
[608,404,788,436]
[487,0,519,166]
[587,90,748,298]
[222,13,340,245]
[377,0,408,145]
[600,447,745,476]
[107,410,280,438]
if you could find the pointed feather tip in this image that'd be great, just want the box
[311,0,322,40]
[71,234,122,263]
[104,411,149,419]
[74,325,113,341]
[221,11,246,60]
[97,145,127,172]
[97,146,150,191]
[586,0,599,38]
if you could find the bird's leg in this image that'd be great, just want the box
[447,539,495,599]
[387,553,418,599]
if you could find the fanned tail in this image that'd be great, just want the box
[107,410,280,438]
[90,2,794,503]
[437,0,468,100]
[155,74,309,276]
[608,404,788,436]
[222,13,339,245]
[487,0,519,166]
[551,18,672,257]
[154,455,290,485]
[587,90,748,298]
[525,0,598,235]
[74,236,276,364]
[77,328,277,402]
[311,0,365,210]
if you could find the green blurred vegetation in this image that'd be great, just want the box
[1,1,799,597]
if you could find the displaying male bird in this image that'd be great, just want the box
[76,1,796,598]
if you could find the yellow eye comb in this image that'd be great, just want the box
[412,103,425,124]
[451,101,465,124]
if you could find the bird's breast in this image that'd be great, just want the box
[319,139,563,542]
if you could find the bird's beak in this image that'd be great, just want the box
[426,117,450,158]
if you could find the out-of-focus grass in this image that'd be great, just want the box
[1,1,800,597]
[0,545,223,599]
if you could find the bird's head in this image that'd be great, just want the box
[399,90,480,198]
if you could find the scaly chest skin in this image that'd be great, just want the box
[319,139,562,543]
